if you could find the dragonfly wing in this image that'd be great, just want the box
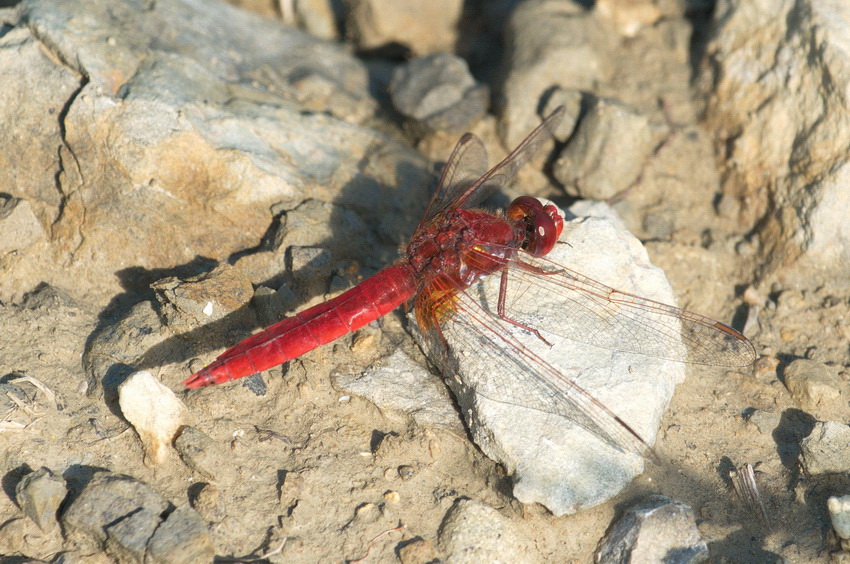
[416,133,488,232]
[420,284,657,458]
[462,244,757,367]
[415,106,566,233]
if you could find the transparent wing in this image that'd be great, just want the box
[415,106,565,234]
[417,275,655,458]
[465,245,757,367]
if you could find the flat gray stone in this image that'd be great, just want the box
[333,349,464,434]
[597,496,708,564]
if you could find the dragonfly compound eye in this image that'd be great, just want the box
[506,196,563,257]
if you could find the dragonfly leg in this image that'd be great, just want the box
[496,268,554,347]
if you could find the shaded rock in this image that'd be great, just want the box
[118,370,190,465]
[147,503,215,564]
[419,211,686,516]
[152,263,255,330]
[61,472,211,564]
[700,0,850,279]
[62,472,170,558]
[292,0,340,40]
[800,421,850,475]
[174,426,228,480]
[0,196,46,255]
[15,467,68,532]
[346,0,464,55]
[783,359,843,419]
[390,54,489,134]
[438,498,534,563]
[333,349,464,434]
[554,97,654,200]
[596,496,707,564]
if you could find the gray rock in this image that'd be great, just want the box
[800,421,850,475]
[500,0,611,148]
[438,498,535,563]
[419,212,687,516]
[554,97,654,200]
[0,196,45,255]
[390,54,489,134]
[596,496,708,564]
[174,426,228,480]
[147,504,215,564]
[61,471,212,564]
[62,472,170,559]
[333,349,464,433]
[745,409,781,435]
[15,467,68,531]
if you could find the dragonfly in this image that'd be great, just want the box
[184,106,757,457]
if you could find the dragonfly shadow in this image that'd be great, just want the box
[84,157,435,393]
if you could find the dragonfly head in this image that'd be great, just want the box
[506,196,564,257]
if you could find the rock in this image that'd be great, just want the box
[346,0,464,55]
[174,426,228,480]
[553,97,654,200]
[745,409,781,436]
[152,263,255,330]
[118,370,190,464]
[828,495,850,551]
[390,54,489,134]
[596,496,708,563]
[541,88,583,142]
[1,0,430,305]
[783,359,843,419]
[332,349,464,434]
[800,421,850,475]
[438,499,534,563]
[0,196,45,255]
[700,0,850,279]
[418,210,688,516]
[146,504,215,564]
[61,472,212,564]
[15,467,68,532]
[500,0,611,148]
[398,537,439,564]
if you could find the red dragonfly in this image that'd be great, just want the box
[184,107,757,456]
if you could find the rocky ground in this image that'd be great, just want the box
[1,0,850,562]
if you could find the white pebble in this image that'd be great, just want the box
[828,495,850,540]
[118,371,189,465]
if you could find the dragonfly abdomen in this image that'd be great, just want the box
[184,264,418,388]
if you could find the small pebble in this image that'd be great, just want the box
[384,490,400,503]
[118,371,190,465]
[398,465,416,480]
